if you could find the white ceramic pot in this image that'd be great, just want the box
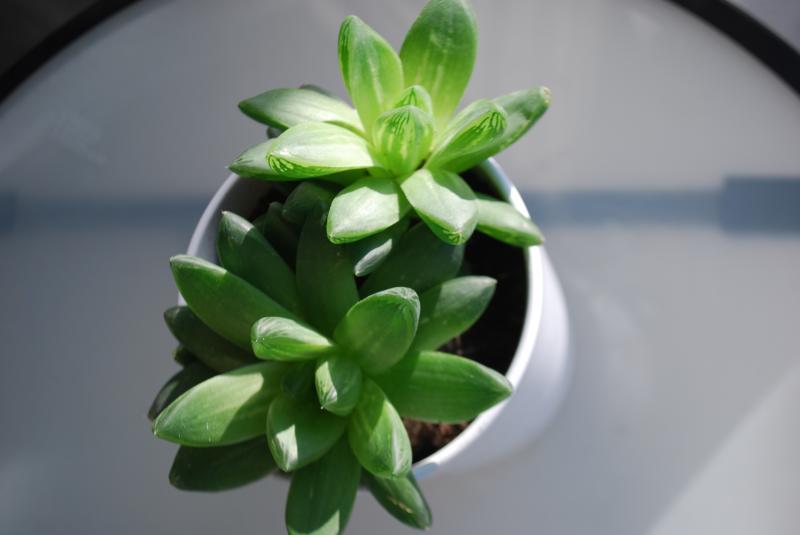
[183,159,572,480]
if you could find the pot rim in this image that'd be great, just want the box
[183,158,544,478]
[409,159,544,478]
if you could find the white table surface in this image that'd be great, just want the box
[1,0,799,533]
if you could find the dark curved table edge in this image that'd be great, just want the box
[0,0,798,104]
[0,0,139,103]
[671,0,800,97]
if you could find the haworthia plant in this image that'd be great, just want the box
[152,0,551,533]
[230,0,549,250]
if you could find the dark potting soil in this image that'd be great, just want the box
[248,169,529,463]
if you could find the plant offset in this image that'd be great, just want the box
[149,0,549,533]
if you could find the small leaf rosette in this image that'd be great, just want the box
[231,0,548,253]
[151,210,510,534]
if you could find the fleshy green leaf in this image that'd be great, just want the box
[153,361,289,446]
[399,168,477,244]
[229,139,281,180]
[412,276,496,351]
[493,86,551,151]
[299,83,334,97]
[372,105,434,175]
[251,317,334,362]
[269,181,299,198]
[399,0,477,128]
[364,472,432,530]
[346,218,409,277]
[426,99,507,173]
[334,287,420,375]
[172,346,196,367]
[315,353,363,416]
[347,379,411,477]
[375,351,512,422]
[424,87,551,175]
[327,176,409,244]
[147,361,215,421]
[338,16,404,136]
[266,395,347,472]
[170,255,298,350]
[296,214,359,336]
[281,361,317,401]
[361,222,464,296]
[317,169,368,187]
[217,211,300,313]
[286,438,360,535]
[394,85,433,116]
[268,123,377,179]
[238,87,362,133]
[253,202,299,267]
[475,193,543,246]
[164,306,257,372]
[282,182,338,225]
[169,437,276,492]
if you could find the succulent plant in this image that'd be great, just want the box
[150,209,511,533]
[231,0,548,253]
[150,0,552,532]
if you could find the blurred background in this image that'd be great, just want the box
[1,1,799,534]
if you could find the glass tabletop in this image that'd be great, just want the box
[1,0,798,533]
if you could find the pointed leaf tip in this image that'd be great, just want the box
[347,379,412,477]
[394,84,433,116]
[238,87,362,133]
[475,193,544,246]
[229,139,281,180]
[153,361,289,446]
[267,395,347,472]
[217,211,300,313]
[365,472,433,530]
[315,353,363,416]
[148,361,215,421]
[491,85,551,154]
[251,317,334,362]
[346,218,410,277]
[334,287,420,375]
[412,276,497,352]
[400,0,478,127]
[339,15,404,137]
